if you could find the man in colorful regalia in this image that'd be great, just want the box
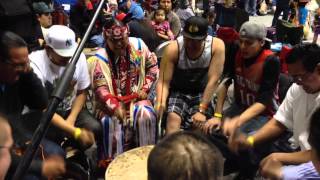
[87,18,159,166]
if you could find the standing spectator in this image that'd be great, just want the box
[53,0,77,14]
[174,0,194,28]
[148,0,181,37]
[151,8,174,41]
[271,0,290,26]
[118,0,145,20]
[0,0,41,51]
[204,9,217,36]
[32,2,54,49]
[128,18,161,52]
[69,0,104,47]
[244,0,258,16]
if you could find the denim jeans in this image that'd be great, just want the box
[244,0,257,15]
[223,103,269,134]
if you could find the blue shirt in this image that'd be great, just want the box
[128,1,144,20]
[282,161,320,180]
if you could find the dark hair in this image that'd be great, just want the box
[286,43,320,72]
[103,17,125,29]
[147,131,224,180]
[308,107,320,159]
[0,31,27,62]
[154,8,167,20]
[203,9,216,19]
[158,0,173,7]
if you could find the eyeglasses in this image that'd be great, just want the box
[4,58,30,71]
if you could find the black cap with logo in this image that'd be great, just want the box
[182,16,208,40]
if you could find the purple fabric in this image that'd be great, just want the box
[314,15,320,34]
[151,21,170,34]
[282,161,320,180]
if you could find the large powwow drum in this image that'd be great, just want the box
[105,145,154,180]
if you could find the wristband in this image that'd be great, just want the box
[155,102,161,108]
[74,128,82,140]
[199,103,208,110]
[214,113,223,118]
[246,135,254,147]
[199,103,208,113]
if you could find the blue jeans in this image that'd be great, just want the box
[244,0,257,15]
[25,133,66,157]
[224,103,269,134]
[298,7,308,25]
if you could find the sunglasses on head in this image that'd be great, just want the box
[104,25,129,39]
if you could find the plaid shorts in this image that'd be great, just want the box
[167,91,215,129]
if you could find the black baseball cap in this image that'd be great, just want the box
[182,16,208,40]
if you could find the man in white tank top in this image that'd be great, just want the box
[155,16,225,135]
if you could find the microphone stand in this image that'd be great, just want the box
[13,0,106,179]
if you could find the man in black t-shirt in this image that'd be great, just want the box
[0,31,65,179]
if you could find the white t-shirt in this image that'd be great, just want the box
[29,50,90,111]
[274,83,320,150]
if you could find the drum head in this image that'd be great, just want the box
[105,145,154,180]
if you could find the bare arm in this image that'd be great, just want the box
[157,32,171,40]
[253,118,287,146]
[274,150,311,165]
[155,41,178,111]
[52,113,75,135]
[228,117,287,153]
[66,89,87,125]
[214,82,229,114]
[259,150,311,179]
[238,102,266,126]
[201,38,225,106]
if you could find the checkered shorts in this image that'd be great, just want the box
[167,91,215,129]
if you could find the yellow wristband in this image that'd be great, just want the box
[214,113,223,118]
[74,128,82,140]
[246,136,255,147]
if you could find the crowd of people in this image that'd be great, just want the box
[0,0,320,179]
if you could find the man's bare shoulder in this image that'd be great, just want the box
[212,37,225,52]
[162,40,179,63]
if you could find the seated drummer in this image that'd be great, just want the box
[155,16,225,135]
[216,21,281,137]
